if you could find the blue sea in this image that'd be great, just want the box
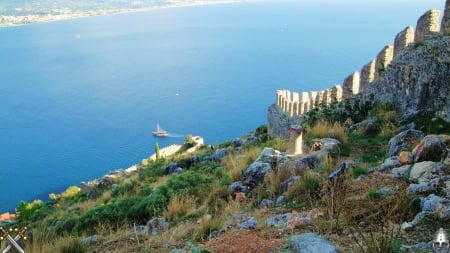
[0,0,444,212]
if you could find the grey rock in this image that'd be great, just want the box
[413,135,448,162]
[212,148,230,162]
[401,222,414,231]
[328,160,356,181]
[275,195,287,206]
[408,180,440,194]
[410,161,445,183]
[265,213,292,228]
[280,176,300,193]
[111,184,119,192]
[238,217,258,230]
[229,181,249,193]
[260,199,274,208]
[267,104,293,139]
[191,155,201,165]
[288,233,338,253]
[82,235,98,244]
[80,181,96,193]
[387,129,424,156]
[147,217,169,236]
[133,225,147,234]
[165,162,180,175]
[295,155,321,171]
[257,147,281,161]
[244,162,272,186]
[421,194,447,213]
[379,157,402,171]
[233,137,244,147]
[362,119,379,136]
[391,165,411,178]
[401,242,429,252]
[169,250,186,253]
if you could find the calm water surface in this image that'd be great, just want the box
[0,1,443,212]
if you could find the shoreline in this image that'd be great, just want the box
[0,0,249,29]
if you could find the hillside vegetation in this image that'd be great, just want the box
[3,96,449,252]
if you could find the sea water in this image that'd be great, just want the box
[0,0,443,212]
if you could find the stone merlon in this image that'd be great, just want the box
[415,9,441,43]
[342,72,360,99]
[394,26,415,57]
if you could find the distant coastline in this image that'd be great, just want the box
[0,0,248,29]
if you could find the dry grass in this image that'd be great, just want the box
[264,163,297,197]
[69,190,112,214]
[163,194,197,222]
[223,146,262,181]
[267,137,289,152]
[308,120,348,144]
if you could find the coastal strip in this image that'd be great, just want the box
[0,0,248,28]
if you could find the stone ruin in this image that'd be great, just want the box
[274,0,449,118]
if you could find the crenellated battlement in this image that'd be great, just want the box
[274,1,449,118]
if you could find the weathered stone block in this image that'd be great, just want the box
[375,45,394,79]
[330,85,342,102]
[394,26,414,57]
[360,60,376,91]
[415,9,440,43]
[342,71,360,99]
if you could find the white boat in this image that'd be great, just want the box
[153,124,168,137]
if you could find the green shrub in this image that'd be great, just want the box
[366,189,382,200]
[16,199,44,222]
[352,166,369,178]
[285,172,321,207]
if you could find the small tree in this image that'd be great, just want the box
[155,142,161,160]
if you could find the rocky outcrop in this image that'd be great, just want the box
[363,35,450,121]
[267,104,292,139]
[387,129,424,156]
[287,233,338,253]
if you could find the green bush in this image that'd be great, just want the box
[285,172,321,207]
[16,199,44,222]
[352,166,369,178]
[366,189,382,200]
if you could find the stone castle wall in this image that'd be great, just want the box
[273,1,449,119]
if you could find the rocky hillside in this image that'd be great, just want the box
[362,34,450,121]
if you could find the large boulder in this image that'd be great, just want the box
[229,181,250,193]
[256,147,281,161]
[413,135,449,162]
[387,129,424,156]
[409,161,446,183]
[244,162,272,186]
[294,155,321,171]
[212,148,230,162]
[288,233,338,253]
[165,162,183,175]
